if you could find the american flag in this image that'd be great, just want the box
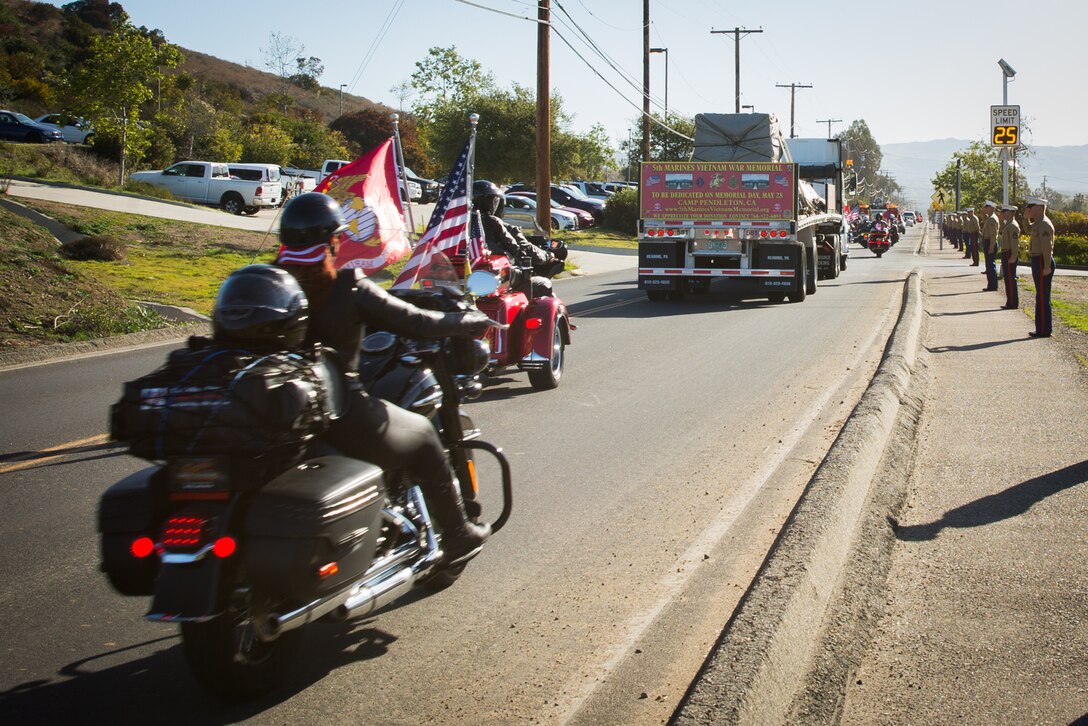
[392,138,472,289]
[468,209,487,265]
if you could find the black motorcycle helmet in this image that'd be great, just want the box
[472,179,504,218]
[212,264,310,350]
[279,192,349,249]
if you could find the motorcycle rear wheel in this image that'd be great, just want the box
[181,589,301,701]
[528,320,565,390]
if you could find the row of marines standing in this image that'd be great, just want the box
[942,197,1056,337]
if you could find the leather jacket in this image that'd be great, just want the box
[306,269,490,370]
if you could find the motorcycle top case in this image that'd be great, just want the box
[110,340,334,470]
[243,455,385,603]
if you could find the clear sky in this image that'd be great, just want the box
[43,0,1086,150]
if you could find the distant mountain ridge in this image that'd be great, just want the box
[881,139,1088,209]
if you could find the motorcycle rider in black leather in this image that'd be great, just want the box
[472,180,562,297]
[269,192,493,565]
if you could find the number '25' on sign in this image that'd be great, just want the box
[990,105,1020,147]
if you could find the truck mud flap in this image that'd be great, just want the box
[753,243,802,292]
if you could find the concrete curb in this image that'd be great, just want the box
[672,269,924,725]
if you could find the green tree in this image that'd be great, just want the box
[620,113,695,172]
[241,123,295,165]
[291,56,324,91]
[283,114,350,169]
[329,108,429,173]
[67,22,181,183]
[931,140,1028,210]
[554,122,615,180]
[409,46,493,120]
[837,120,884,200]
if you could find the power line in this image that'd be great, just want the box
[347,0,406,91]
[550,26,691,141]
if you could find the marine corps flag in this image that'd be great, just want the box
[314,138,411,274]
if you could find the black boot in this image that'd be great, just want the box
[429,479,491,565]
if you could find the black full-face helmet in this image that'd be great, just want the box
[212,264,309,349]
[279,192,349,249]
[472,179,504,217]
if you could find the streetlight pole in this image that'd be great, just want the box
[339,84,347,118]
[998,58,1016,205]
[650,47,668,157]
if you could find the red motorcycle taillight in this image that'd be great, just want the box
[211,536,237,559]
[162,516,207,550]
[525,317,543,330]
[130,536,155,558]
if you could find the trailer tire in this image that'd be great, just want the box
[805,249,817,295]
[826,239,840,280]
[840,253,848,271]
[788,254,807,303]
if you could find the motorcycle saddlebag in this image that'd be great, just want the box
[98,467,163,596]
[244,456,385,604]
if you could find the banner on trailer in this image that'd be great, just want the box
[639,161,795,222]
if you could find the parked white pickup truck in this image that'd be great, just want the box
[129,161,280,215]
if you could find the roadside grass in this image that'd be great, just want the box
[14,199,279,315]
[0,207,172,348]
[0,141,119,188]
[561,227,637,249]
[1021,280,1088,333]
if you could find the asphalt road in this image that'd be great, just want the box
[0,226,928,723]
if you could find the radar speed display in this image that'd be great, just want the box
[991,105,1020,147]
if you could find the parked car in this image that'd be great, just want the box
[502,204,548,235]
[549,184,605,223]
[402,166,442,203]
[129,161,279,215]
[603,182,636,195]
[563,180,612,199]
[0,110,64,143]
[33,114,94,144]
[507,190,594,228]
[504,193,577,230]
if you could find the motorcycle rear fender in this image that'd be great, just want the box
[478,290,529,365]
[148,558,229,621]
[524,296,569,358]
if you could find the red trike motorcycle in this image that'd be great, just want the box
[463,245,574,390]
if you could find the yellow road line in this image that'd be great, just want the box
[0,433,112,475]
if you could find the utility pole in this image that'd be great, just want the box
[775,82,812,138]
[711,27,763,113]
[536,0,552,231]
[816,118,842,138]
[641,0,651,161]
[650,47,668,158]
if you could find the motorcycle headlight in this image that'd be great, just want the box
[361,331,397,354]
[449,337,491,375]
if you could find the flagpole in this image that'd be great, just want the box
[390,113,417,246]
[465,113,479,279]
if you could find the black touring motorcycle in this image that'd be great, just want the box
[99,259,511,700]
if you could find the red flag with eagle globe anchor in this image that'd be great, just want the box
[313,138,411,274]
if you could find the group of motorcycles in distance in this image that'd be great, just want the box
[848,212,904,258]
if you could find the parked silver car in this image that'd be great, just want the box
[34,114,94,144]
